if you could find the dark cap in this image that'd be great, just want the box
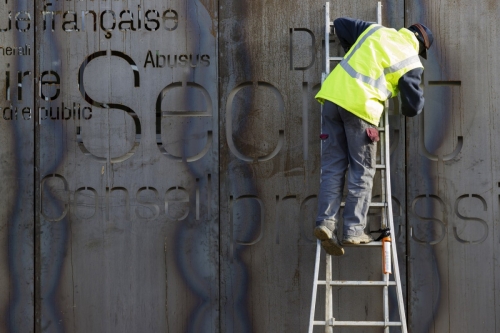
[408,23,434,59]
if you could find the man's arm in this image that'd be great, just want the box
[398,68,424,117]
[334,17,374,52]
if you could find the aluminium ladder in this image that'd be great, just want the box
[308,3,408,333]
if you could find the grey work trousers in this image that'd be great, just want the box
[316,101,377,237]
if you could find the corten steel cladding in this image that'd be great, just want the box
[33,0,219,332]
[0,0,499,332]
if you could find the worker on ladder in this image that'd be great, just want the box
[314,17,433,256]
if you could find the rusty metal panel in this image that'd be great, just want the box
[35,0,219,332]
[406,1,500,332]
[5,0,500,331]
[219,1,405,332]
[0,0,35,331]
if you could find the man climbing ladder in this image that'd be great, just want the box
[309,4,435,332]
[314,15,434,256]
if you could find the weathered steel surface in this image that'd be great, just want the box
[0,0,35,331]
[219,1,406,332]
[406,1,500,332]
[35,0,219,332]
[1,0,499,332]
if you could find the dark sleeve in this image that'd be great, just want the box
[334,17,374,52]
[398,68,424,117]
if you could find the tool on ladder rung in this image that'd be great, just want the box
[308,3,408,333]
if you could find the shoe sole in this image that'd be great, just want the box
[313,226,331,241]
[314,227,344,256]
[342,239,373,245]
[321,239,345,256]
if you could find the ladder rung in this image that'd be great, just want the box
[318,280,396,286]
[368,202,386,207]
[313,320,402,327]
[340,202,386,207]
[329,57,343,61]
[342,241,382,247]
[377,127,385,131]
[375,164,386,169]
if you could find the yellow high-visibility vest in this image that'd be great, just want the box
[315,24,423,125]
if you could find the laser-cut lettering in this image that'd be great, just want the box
[162,9,178,31]
[40,174,211,222]
[144,10,159,31]
[106,187,129,222]
[42,4,57,31]
[144,51,210,68]
[74,187,98,219]
[2,107,16,120]
[299,195,317,243]
[226,81,285,162]
[453,194,488,244]
[100,10,116,38]
[14,11,30,32]
[63,11,78,32]
[419,81,463,161]
[230,195,264,248]
[290,28,315,70]
[207,174,212,219]
[118,10,135,31]
[2,106,31,120]
[41,174,69,222]
[302,82,310,160]
[136,187,160,220]
[156,82,213,162]
[77,50,141,163]
[275,195,298,244]
[0,11,32,32]
[40,70,60,101]
[81,10,96,32]
[428,81,461,86]
[1,67,32,101]
[165,187,189,221]
[38,5,178,34]
[4,65,9,100]
[0,11,12,32]
[410,194,446,245]
[21,106,31,120]
[39,103,91,121]
[16,70,31,101]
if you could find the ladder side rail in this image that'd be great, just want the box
[384,269,390,333]
[325,255,333,333]
[325,2,330,74]
[377,1,382,28]
[377,5,391,331]
[380,111,387,228]
[379,102,389,333]
[315,320,403,327]
[308,241,322,333]
[308,3,334,333]
[384,107,408,333]
[381,106,392,333]
[323,4,333,333]
[377,2,387,232]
